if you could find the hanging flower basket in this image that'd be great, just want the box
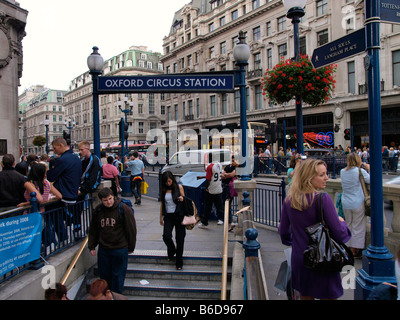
[33,135,47,147]
[261,55,337,107]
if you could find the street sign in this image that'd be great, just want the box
[381,0,400,24]
[311,28,366,69]
[97,72,235,93]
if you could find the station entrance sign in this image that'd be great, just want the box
[381,0,400,24]
[97,72,235,93]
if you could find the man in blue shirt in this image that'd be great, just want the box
[124,151,144,205]
[47,137,82,242]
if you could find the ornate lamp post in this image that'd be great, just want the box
[233,31,251,181]
[118,96,134,157]
[283,0,306,155]
[64,118,76,150]
[44,119,50,154]
[87,46,104,159]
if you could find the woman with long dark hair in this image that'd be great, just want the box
[159,171,186,270]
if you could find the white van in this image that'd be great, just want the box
[161,149,232,176]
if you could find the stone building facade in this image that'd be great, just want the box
[0,0,27,162]
[161,0,400,153]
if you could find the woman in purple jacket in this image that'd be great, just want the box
[279,159,351,300]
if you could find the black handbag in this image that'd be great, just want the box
[303,193,354,272]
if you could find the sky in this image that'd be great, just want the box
[18,0,190,94]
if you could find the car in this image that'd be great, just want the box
[161,148,232,176]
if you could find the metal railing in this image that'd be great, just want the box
[0,196,93,285]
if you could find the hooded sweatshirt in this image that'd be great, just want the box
[88,198,137,252]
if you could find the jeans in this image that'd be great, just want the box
[97,246,129,294]
[162,213,186,268]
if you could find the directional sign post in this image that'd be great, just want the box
[380,0,400,24]
[311,28,366,69]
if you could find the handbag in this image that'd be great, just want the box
[303,193,354,272]
[229,178,238,198]
[141,181,149,195]
[359,168,371,217]
[180,197,200,230]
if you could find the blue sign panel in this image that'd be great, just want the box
[98,72,236,93]
[311,28,366,69]
[0,212,42,277]
[381,0,400,24]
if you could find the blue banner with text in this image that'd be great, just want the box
[0,212,42,277]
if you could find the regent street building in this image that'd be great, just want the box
[161,0,400,152]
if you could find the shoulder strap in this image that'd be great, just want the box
[359,168,368,196]
[316,192,326,225]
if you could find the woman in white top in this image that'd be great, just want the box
[160,171,185,270]
[340,153,370,257]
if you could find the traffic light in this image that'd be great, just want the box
[119,119,129,142]
[344,128,351,140]
[63,130,71,145]
[270,123,277,143]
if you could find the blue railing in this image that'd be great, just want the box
[0,195,93,284]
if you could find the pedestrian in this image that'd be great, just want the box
[76,141,102,237]
[44,282,70,300]
[279,158,351,300]
[198,153,224,228]
[88,187,137,293]
[221,156,238,231]
[340,153,370,258]
[86,279,128,300]
[125,151,145,205]
[103,156,121,196]
[159,171,186,270]
[287,153,302,187]
[46,137,82,242]
[0,154,26,212]
[18,162,62,210]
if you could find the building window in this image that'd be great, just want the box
[196,98,200,118]
[220,41,226,55]
[188,100,193,116]
[138,104,143,114]
[300,36,307,55]
[348,61,355,94]
[209,46,215,58]
[210,95,216,116]
[266,21,272,37]
[267,48,273,69]
[149,94,155,114]
[316,0,328,17]
[234,90,240,113]
[139,122,144,134]
[167,106,171,121]
[393,50,400,87]
[209,22,215,32]
[253,26,261,41]
[277,16,286,32]
[255,85,262,110]
[317,29,329,46]
[252,0,260,10]
[174,104,178,121]
[232,9,238,20]
[254,53,261,70]
[220,16,226,27]
[278,43,287,59]
[221,94,227,115]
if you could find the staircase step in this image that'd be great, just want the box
[127,262,231,281]
[123,278,228,299]
[129,249,229,266]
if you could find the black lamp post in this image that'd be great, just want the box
[87,46,104,159]
[283,0,306,155]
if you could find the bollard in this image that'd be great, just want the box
[29,192,39,213]
[120,175,133,197]
[243,228,260,258]
[242,191,250,207]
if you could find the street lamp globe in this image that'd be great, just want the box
[87,46,104,73]
[283,0,306,19]
[233,32,250,62]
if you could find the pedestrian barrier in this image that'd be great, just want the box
[0,194,93,285]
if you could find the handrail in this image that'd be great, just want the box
[220,200,230,300]
[60,236,89,285]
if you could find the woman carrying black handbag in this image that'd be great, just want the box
[279,159,352,300]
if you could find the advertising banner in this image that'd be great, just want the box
[0,212,42,277]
